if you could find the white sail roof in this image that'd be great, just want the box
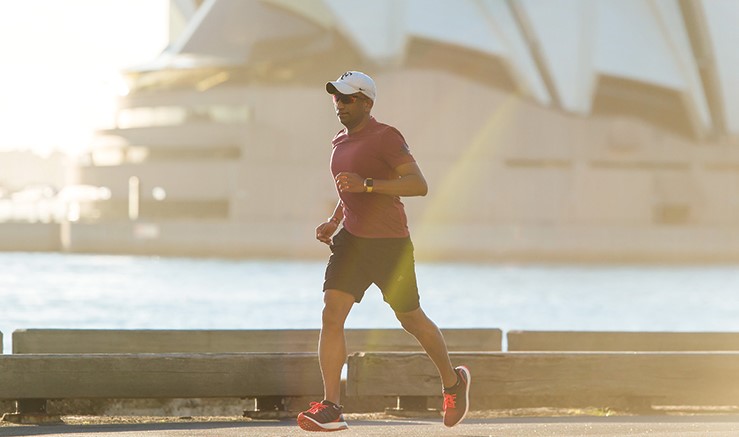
[155,0,739,137]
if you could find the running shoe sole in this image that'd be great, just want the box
[297,412,348,432]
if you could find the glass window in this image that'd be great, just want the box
[116,105,250,128]
[117,106,187,128]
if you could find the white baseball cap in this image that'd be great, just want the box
[326,71,376,101]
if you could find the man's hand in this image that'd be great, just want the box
[335,172,366,193]
[315,220,339,245]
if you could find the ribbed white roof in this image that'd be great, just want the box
[160,0,739,137]
[703,1,739,136]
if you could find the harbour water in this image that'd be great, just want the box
[1,252,738,353]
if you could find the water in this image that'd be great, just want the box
[1,252,739,353]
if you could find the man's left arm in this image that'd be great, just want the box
[372,162,427,197]
[335,162,428,197]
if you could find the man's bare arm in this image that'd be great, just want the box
[334,162,428,197]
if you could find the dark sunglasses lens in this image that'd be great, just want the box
[333,94,356,104]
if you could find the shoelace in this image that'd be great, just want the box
[307,402,329,414]
[443,393,457,410]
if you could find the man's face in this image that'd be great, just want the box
[332,92,372,127]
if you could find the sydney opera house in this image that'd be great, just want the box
[67,0,739,262]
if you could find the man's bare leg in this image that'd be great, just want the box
[319,289,355,404]
[395,307,457,387]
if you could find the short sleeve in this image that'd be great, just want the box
[379,127,416,169]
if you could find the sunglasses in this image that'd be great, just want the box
[332,94,363,104]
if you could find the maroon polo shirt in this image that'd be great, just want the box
[330,117,416,238]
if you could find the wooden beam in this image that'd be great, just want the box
[12,329,323,354]
[507,331,739,351]
[346,328,501,352]
[12,328,501,354]
[0,353,323,399]
[347,352,739,408]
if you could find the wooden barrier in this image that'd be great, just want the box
[4,328,501,420]
[0,353,321,399]
[347,352,739,410]
[0,352,321,422]
[0,331,3,354]
[507,331,739,352]
[12,328,502,354]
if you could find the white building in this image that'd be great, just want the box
[68,0,739,262]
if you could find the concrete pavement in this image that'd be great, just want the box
[2,415,739,436]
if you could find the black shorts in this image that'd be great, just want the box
[323,228,420,313]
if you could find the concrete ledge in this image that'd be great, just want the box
[0,223,60,251]
[11,328,502,354]
[347,352,739,409]
[507,331,739,351]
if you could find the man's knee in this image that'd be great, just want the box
[322,289,354,327]
[322,306,346,328]
[395,307,428,334]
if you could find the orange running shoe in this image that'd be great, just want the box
[297,400,348,432]
[442,365,471,427]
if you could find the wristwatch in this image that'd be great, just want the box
[363,178,374,193]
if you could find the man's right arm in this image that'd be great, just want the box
[315,200,343,245]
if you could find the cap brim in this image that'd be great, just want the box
[326,81,357,95]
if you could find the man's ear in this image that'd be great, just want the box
[365,99,374,113]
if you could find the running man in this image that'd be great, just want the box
[297,71,470,432]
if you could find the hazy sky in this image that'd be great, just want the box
[0,0,169,156]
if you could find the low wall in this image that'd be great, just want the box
[507,331,739,351]
[60,221,739,263]
[3,330,739,418]
[4,220,739,263]
[348,351,739,409]
[64,220,325,259]
[0,223,60,252]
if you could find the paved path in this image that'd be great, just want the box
[2,416,739,437]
